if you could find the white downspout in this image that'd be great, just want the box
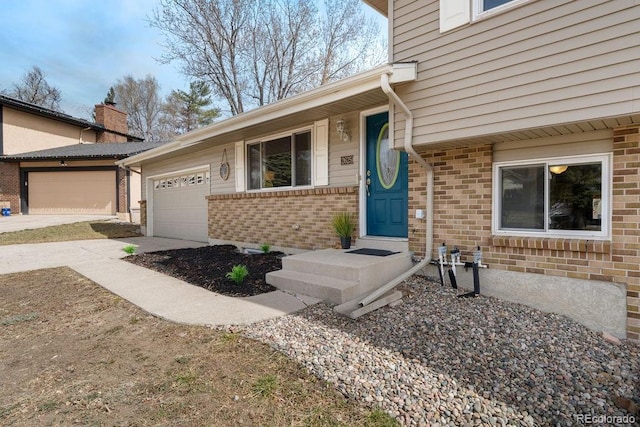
[359,72,434,307]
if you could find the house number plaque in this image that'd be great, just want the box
[341,155,354,165]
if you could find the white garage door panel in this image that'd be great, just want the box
[29,171,116,215]
[153,178,209,242]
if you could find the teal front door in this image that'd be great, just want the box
[365,112,408,237]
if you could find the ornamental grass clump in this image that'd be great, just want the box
[226,265,249,285]
[331,212,355,238]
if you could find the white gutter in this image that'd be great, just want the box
[360,65,434,307]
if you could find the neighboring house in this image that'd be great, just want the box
[0,95,157,219]
[120,0,640,341]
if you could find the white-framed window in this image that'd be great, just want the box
[493,154,611,239]
[440,0,532,32]
[246,129,312,190]
[473,0,527,17]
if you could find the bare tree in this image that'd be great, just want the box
[6,66,62,111]
[110,75,166,141]
[150,0,383,116]
[318,0,383,84]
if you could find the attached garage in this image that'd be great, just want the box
[150,170,210,242]
[27,170,116,214]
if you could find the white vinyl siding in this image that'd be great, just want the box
[397,0,640,145]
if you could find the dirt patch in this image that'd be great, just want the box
[0,267,393,426]
[124,245,280,297]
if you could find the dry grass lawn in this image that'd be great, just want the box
[0,221,142,245]
[0,267,396,426]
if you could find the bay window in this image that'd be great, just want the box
[494,154,610,238]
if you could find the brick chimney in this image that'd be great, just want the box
[94,103,128,143]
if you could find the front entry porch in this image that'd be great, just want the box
[266,247,413,305]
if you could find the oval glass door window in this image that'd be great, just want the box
[376,123,399,189]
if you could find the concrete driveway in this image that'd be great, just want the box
[0,237,318,326]
[0,214,118,233]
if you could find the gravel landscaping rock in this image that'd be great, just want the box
[243,276,640,426]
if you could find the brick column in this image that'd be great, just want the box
[612,124,640,341]
[0,162,20,214]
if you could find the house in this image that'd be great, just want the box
[0,95,158,220]
[119,0,640,341]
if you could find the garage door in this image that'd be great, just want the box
[152,171,209,242]
[28,171,116,214]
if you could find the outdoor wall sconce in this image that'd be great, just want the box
[336,119,350,142]
[59,160,67,167]
[549,165,568,174]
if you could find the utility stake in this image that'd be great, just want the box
[437,243,447,286]
[448,246,461,289]
[458,246,485,298]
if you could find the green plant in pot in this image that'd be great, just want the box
[332,212,355,249]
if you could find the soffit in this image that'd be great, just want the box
[362,0,387,16]
[413,114,640,151]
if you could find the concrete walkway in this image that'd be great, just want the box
[0,237,319,326]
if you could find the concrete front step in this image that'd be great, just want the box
[265,269,360,304]
[268,249,413,304]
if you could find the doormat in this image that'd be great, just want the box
[346,248,399,257]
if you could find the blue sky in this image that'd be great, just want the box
[0,0,188,118]
[0,0,386,120]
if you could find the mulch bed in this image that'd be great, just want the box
[124,245,281,297]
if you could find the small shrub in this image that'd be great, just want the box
[226,265,249,285]
[260,243,271,253]
[122,244,136,255]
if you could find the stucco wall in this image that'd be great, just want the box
[2,108,97,155]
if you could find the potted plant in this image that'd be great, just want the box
[332,212,355,249]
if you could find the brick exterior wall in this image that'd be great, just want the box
[613,124,640,341]
[117,168,127,214]
[0,162,20,213]
[408,125,640,340]
[139,200,147,232]
[94,104,128,143]
[207,187,359,250]
[408,145,493,257]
